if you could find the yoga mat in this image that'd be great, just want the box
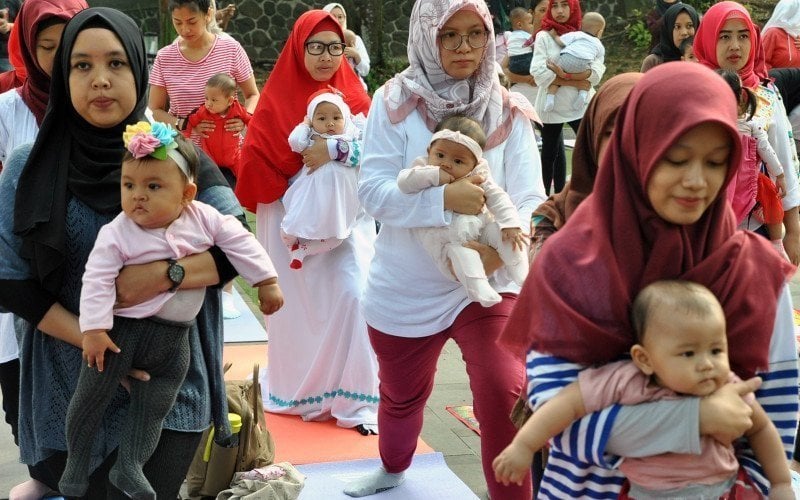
[295,452,479,499]
[223,287,268,343]
[445,405,480,435]
[222,343,433,465]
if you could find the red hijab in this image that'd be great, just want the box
[501,63,794,379]
[236,10,371,211]
[693,1,767,89]
[0,25,25,93]
[539,0,581,35]
[15,0,87,125]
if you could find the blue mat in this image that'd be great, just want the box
[295,452,479,499]
[223,287,268,343]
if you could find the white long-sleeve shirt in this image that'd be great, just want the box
[358,86,545,337]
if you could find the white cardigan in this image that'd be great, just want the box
[358,86,546,337]
[530,29,605,124]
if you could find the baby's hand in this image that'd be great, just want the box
[776,173,787,198]
[83,329,121,373]
[502,227,528,251]
[768,482,795,500]
[257,279,284,315]
[492,442,534,486]
[438,169,455,186]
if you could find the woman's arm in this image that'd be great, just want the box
[501,55,536,86]
[530,31,556,90]
[148,84,177,126]
[353,35,370,77]
[238,75,260,114]
[359,87,479,228]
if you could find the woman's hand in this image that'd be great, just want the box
[463,241,503,276]
[344,46,360,63]
[546,59,567,79]
[224,117,245,134]
[302,138,330,172]
[115,261,170,308]
[699,376,761,445]
[194,118,216,139]
[444,176,485,215]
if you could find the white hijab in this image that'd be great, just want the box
[382,0,535,149]
[763,0,800,38]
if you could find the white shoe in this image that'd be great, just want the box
[222,291,241,319]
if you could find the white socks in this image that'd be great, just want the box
[222,290,241,319]
[575,89,589,109]
[343,468,405,497]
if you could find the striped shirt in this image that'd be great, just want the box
[149,35,253,118]
[526,285,799,498]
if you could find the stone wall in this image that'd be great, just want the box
[95,0,642,67]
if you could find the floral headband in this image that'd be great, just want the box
[123,121,192,180]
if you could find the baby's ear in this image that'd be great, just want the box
[630,344,655,375]
[183,181,198,204]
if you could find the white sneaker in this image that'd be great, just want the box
[222,291,241,319]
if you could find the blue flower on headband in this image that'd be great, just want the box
[151,122,177,148]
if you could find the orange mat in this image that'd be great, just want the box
[222,342,433,465]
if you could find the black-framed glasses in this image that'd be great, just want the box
[438,29,489,51]
[305,41,346,56]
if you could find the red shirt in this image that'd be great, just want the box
[185,99,251,176]
[763,28,800,70]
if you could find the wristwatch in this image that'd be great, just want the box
[166,258,185,293]
[335,140,350,162]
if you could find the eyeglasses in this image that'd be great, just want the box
[305,41,346,56]
[438,29,489,51]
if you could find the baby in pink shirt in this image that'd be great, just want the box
[60,122,283,499]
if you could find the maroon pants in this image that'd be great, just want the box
[368,295,532,500]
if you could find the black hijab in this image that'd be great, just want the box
[651,3,699,62]
[13,7,226,295]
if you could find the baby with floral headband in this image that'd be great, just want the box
[59,122,284,499]
[396,115,529,307]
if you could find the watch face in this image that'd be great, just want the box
[168,262,185,284]
[337,141,349,154]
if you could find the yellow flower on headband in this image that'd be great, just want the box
[122,121,152,150]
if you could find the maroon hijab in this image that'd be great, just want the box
[15,0,87,125]
[533,72,642,229]
[502,62,794,378]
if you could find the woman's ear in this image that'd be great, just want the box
[630,344,655,375]
[183,181,198,204]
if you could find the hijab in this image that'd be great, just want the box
[322,2,347,29]
[501,63,794,379]
[651,3,699,62]
[532,72,642,230]
[383,0,536,151]
[694,1,767,88]
[13,8,226,295]
[236,9,370,211]
[15,0,88,125]
[539,0,581,36]
[762,0,800,39]
[654,0,678,16]
[0,23,25,93]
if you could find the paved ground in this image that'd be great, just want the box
[2,269,799,499]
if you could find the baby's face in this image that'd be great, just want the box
[681,45,697,62]
[517,13,535,34]
[121,158,193,229]
[311,101,346,135]
[204,86,234,115]
[641,306,730,397]
[427,139,478,181]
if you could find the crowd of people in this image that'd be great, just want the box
[0,0,799,498]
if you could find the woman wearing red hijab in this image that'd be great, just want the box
[236,10,378,434]
[501,62,797,498]
[693,1,800,265]
[530,0,604,196]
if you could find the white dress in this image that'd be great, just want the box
[281,121,362,241]
[257,204,378,428]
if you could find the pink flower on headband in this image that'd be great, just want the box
[127,133,162,159]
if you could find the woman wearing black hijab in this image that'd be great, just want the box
[0,7,238,498]
[641,2,699,71]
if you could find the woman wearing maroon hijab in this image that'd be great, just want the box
[501,62,797,497]
[236,10,379,435]
[693,1,800,265]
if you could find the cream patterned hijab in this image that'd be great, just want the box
[384,0,535,149]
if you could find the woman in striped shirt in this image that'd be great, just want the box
[502,62,799,498]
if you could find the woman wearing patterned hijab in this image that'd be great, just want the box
[344,0,544,497]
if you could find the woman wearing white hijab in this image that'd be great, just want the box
[322,3,370,83]
[762,0,800,69]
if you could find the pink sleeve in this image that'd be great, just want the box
[79,220,128,332]
[232,42,254,83]
[198,203,277,285]
[148,44,172,88]
[578,361,675,413]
